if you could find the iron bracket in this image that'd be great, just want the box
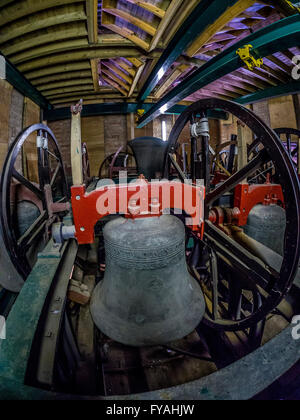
[236,44,263,71]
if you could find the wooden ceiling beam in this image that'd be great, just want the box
[154,64,189,99]
[31,70,92,86]
[149,0,182,51]
[221,76,256,93]
[163,0,199,46]
[127,57,144,68]
[102,75,128,96]
[260,64,290,84]
[214,80,250,96]
[101,60,133,84]
[0,0,83,27]
[102,7,157,37]
[97,33,135,46]
[43,84,94,97]
[101,67,130,91]
[114,58,136,77]
[231,71,270,90]
[17,46,142,72]
[124,0,166,19]
[51,94,128,105]
[186,0,255,57]
[266,55,291,73]
[0,4,87,44]
[0,23,88,57]
[39,78,93,92]
[11,38,89,64]
[25,62,91,80]
[101,20,150,50]
[47,89,113,100]
[241,68,279,86]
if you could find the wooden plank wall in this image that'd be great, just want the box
[82,115,105,176]
[22,97,41,183]
[269,95,298,130]
[0,80,13,171]
[219,97,298,148]
[0,80,41,176]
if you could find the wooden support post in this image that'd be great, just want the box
[71,100,83,186]
[127,112,135,141]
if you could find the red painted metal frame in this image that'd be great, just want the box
[71,181,205,244]
[234,183,284,226]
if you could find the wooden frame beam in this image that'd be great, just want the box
[128,62,145,97]
[86,0,98,43]
[90,59,100,91]
[186,0,255,57]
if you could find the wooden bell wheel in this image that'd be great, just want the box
[0,124,69,291]
[98,146,136,179]
[164,98,300,332]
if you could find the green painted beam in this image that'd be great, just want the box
[235,81,300,105]
[44,103,228,122]
[137,14,300,128]
[137,0,240,103]
[0,214,76,384]
[0,54,52,110]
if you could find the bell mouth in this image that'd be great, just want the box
[90,275,205,347]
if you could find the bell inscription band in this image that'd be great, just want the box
[90,215,205,347]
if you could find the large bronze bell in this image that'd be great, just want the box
[128,137,168,180]
[90,215,206,347]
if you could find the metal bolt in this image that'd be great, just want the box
[76,196,81,201]
[80,227,85,232]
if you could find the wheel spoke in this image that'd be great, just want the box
[206,149,270,205]
[12,169,44,200]
[204,221,279,293]
[17,210,48,249]
[50,163,61,187]
[168,153,187,181]
[209,249,219,321]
